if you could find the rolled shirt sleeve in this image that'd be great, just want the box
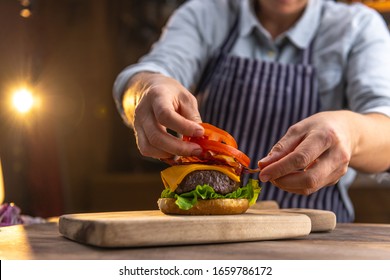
[345,6,390,118]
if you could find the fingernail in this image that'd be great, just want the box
[260,174,271,182]
[192,148,203,156]
[259,154,272,164]
[193,128,204,137]
[257,161,265,169]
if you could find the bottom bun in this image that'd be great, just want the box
[157,198,249,215]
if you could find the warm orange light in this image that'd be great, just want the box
[20,9,32,18]
[12,88,35,114]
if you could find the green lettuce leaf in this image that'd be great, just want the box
[161,179,261,210]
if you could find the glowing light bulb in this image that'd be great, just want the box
[20,9,32,18]
[12,88,34,114]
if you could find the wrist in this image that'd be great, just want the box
[122,71,160,126]
[347,111,390,172]
[341,110,362,161]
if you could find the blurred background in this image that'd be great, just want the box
[0,0,389,223]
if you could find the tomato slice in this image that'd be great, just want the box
[182,123,249,167]
[200,123,238,148]
[183,123,238,148]
[189,137,250,167]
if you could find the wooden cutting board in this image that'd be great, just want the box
[59,210,312,248]
[250,201,337,232]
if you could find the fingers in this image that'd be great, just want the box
[133,78,205,158]
[152,90,204,138]
[258,125,304,169]
[263,144,350,195]
[134,109,203,159]
[271,152,349,195]
[257,112,353,194]
[259,128,334,182]
[134,126,171,159]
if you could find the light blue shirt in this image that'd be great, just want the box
[113,0,390,119]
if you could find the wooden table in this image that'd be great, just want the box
[1,221,390,259]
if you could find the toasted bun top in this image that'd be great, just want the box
[157,198,249,215]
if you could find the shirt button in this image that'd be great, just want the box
[267,51,275,58]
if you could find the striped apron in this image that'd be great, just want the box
[195,18,352,222]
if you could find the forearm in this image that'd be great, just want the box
[349,112,390,173]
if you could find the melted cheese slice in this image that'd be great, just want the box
[161,164,240,192]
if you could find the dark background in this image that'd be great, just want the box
[0,0,389,222]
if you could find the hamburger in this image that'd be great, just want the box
[157,123,261,215]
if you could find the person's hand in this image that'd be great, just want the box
[257,111,357,195]
[124,72,204,159]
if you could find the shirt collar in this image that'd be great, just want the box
[239,0,261,38]
[239,0,323,49]
[286,0,322,49]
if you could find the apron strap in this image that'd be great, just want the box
[195,16,240,94]
[301,39,316,65]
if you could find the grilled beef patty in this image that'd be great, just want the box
[175,170,241,195]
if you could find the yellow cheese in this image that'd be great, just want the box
[161,164,240,192]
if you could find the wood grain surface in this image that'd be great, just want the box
[251,201,336,232]
[248,208,336,232]
[58,210,312,247]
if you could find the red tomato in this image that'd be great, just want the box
[183,123,250,167]
[200,123,238,148]
[184,123,237,148]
